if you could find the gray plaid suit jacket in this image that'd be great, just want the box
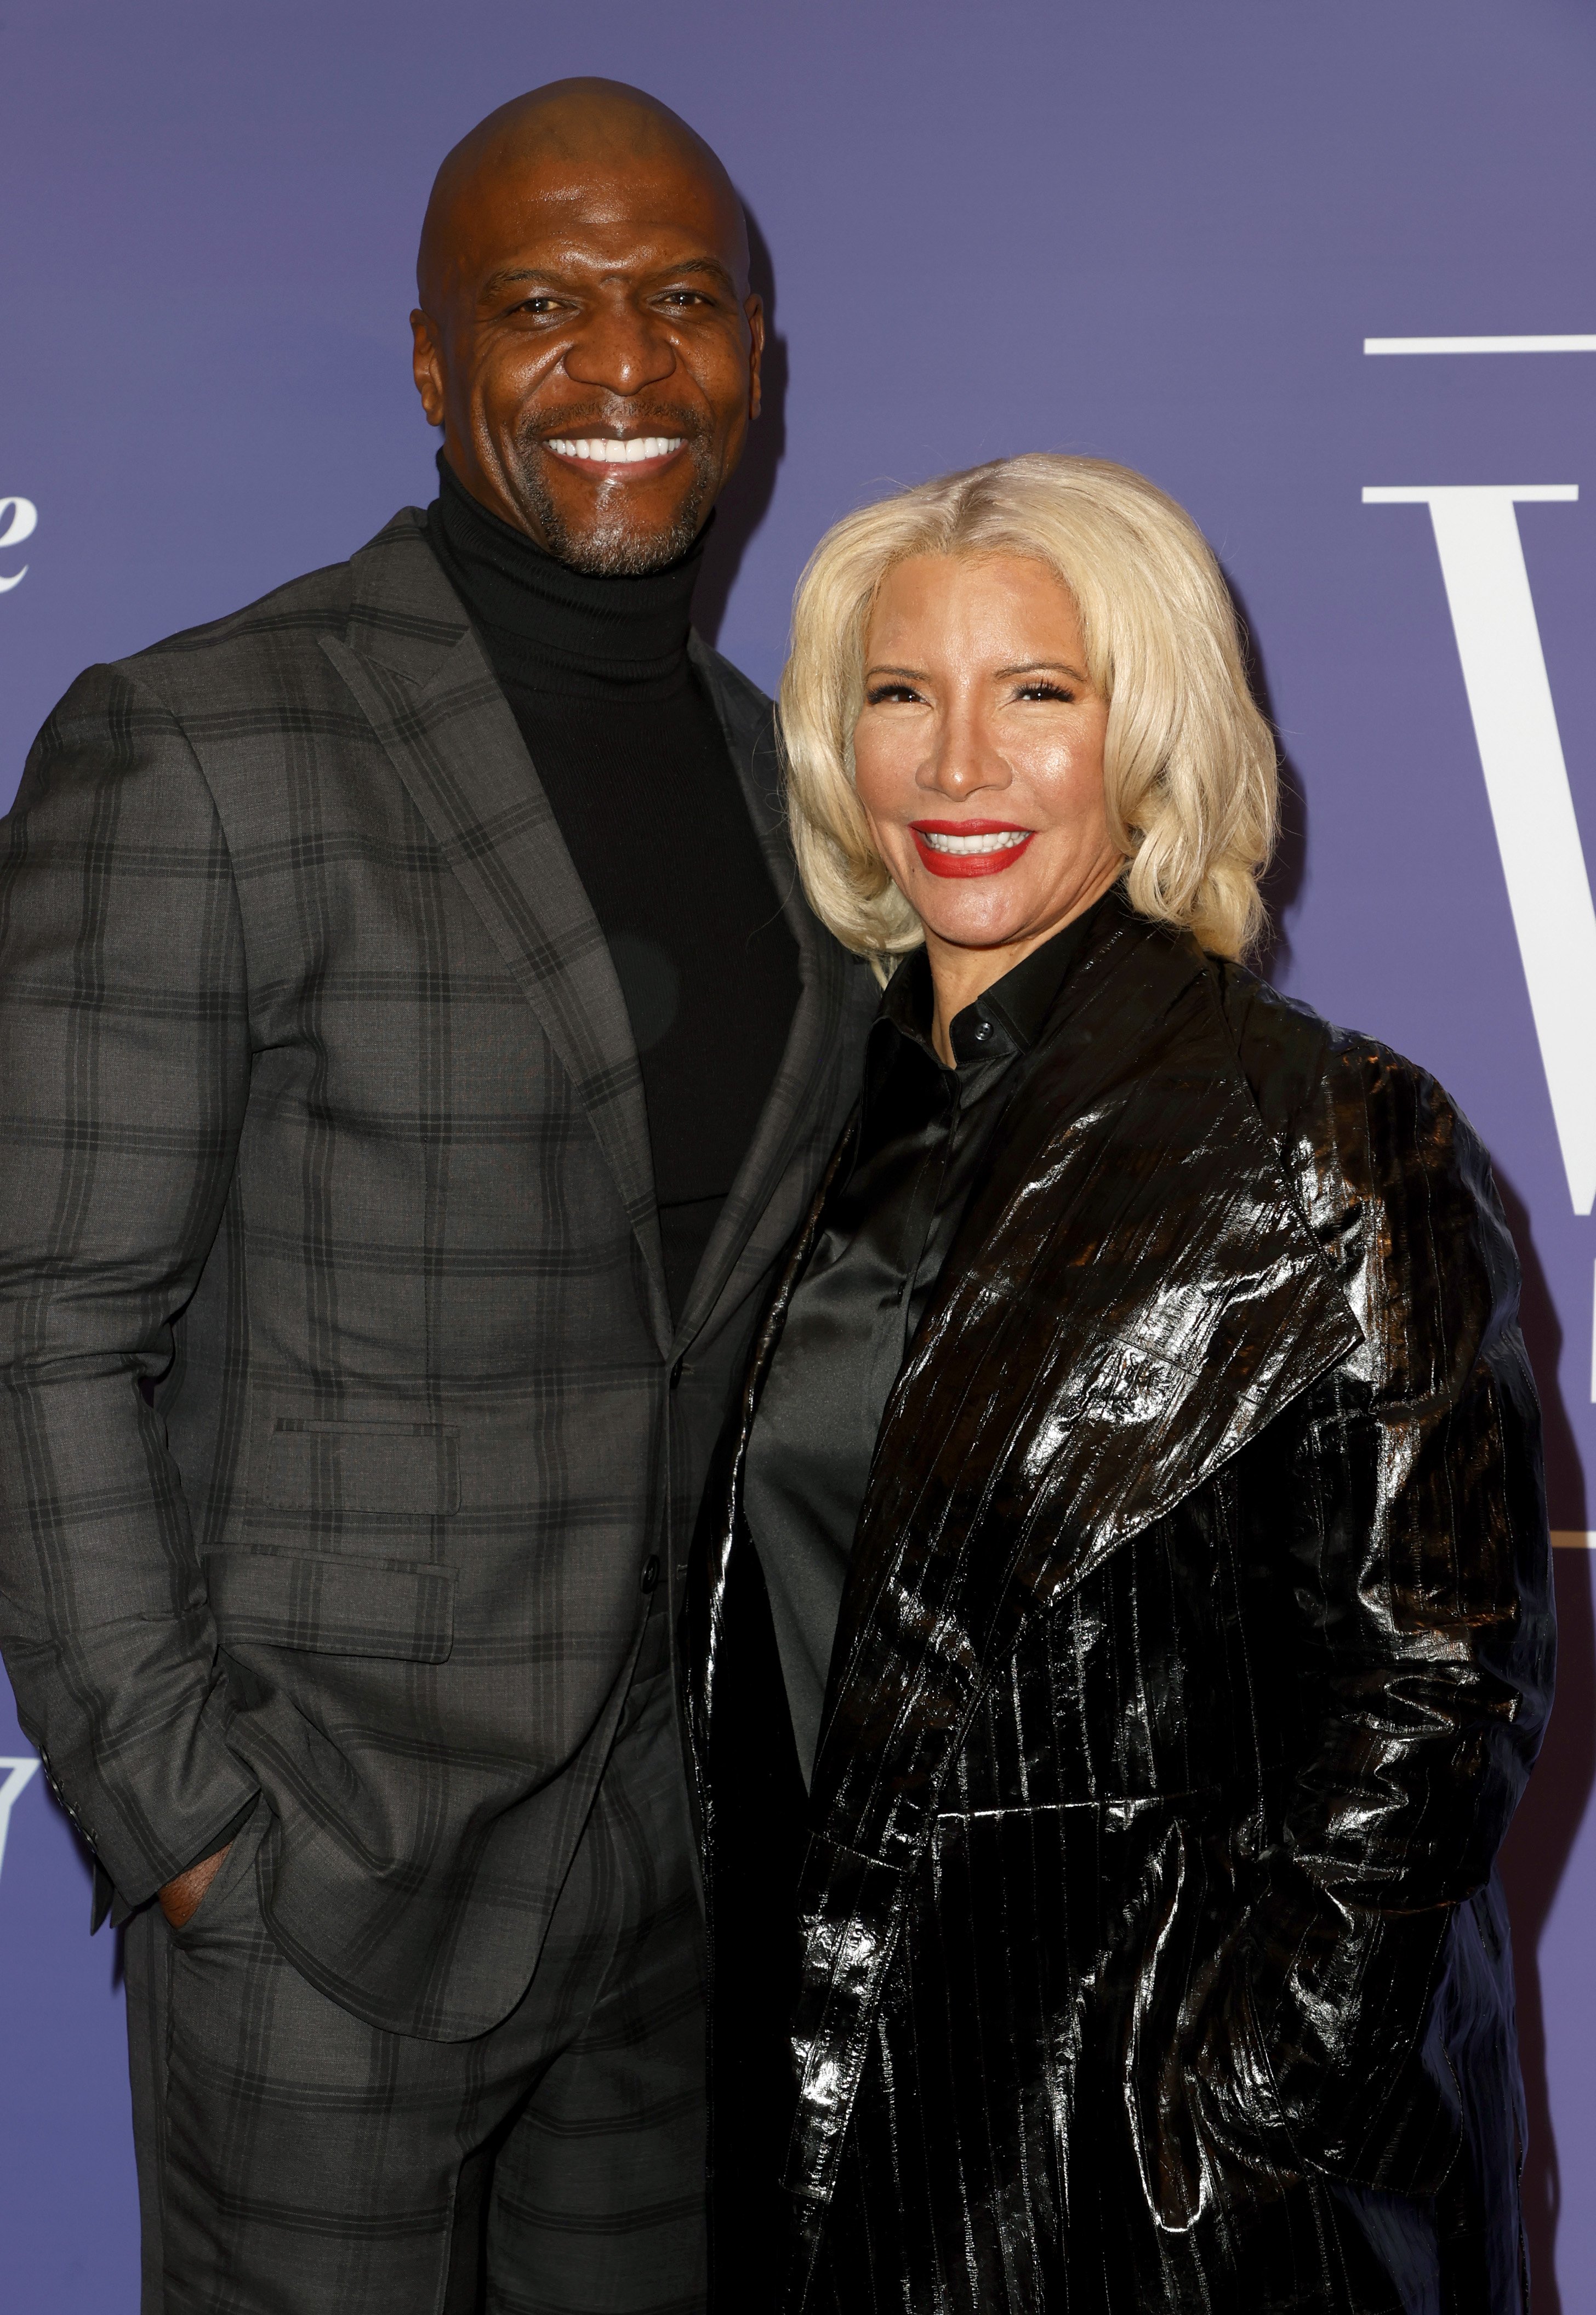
[0,509,875,2040]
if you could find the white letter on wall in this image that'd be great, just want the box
[0,497,37,593]
[0,1757,41,1882]
[1364,485,1596,1214]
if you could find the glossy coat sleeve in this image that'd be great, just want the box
[0,664,260,1905]
[1213,1043,1554,2192]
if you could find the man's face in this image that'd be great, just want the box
[413,147,762,574]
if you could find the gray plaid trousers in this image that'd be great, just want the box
[126,1610,706,2314]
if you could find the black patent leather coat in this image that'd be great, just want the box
[686,898,1553,2314]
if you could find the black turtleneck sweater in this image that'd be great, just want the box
[425,458,801,1322]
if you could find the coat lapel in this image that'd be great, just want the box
[673,637,863,1355]
[779,902,1363,2216]
[322,511,671,1353]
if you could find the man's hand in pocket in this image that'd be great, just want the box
[157,1845,231,1929]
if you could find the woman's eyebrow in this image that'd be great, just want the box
[994,659,1088,682]
[863,664,930,681]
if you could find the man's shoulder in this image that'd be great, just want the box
[687,630,774,745]
[132,554,356,664]
[110,509,453,703]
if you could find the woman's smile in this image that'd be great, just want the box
[909,818,1035,876]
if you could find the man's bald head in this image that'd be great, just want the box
[409,79,762,574]
[418,79,749,313]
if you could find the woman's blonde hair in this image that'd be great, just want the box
[779,453,1278,972]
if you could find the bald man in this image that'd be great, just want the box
[0,79,873,2314]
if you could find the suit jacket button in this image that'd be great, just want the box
[641,1555,660,1594]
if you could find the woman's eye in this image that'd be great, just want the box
[865,684,925,705]
[1016,681,1075,703]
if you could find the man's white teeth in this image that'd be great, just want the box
[919,829,1031,854]
[545,436,683,464]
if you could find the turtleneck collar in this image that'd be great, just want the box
[424,452,710,697]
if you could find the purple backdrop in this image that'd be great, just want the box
[2,1,1594,2303]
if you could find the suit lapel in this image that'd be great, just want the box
[670,636,860,1354]
[323,512,671,1353]
[780,903,1362,2214]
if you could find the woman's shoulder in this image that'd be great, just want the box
[1205,957,1524,1391]
[1205,956,1511,1302]
[1210,953,1460,1144]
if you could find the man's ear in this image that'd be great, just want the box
[411,310,447,429]
[745,294,765,422]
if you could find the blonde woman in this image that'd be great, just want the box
[686,455,1551,2313]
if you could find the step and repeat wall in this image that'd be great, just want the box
[3,1,1595,2303]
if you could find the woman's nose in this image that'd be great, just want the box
[920,713,1009,799]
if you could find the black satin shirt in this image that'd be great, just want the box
[744,897,1109,1783]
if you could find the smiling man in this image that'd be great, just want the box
[413,86,759,577]
[0,78,872,2315]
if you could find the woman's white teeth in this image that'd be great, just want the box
[919,829,1030,854]
[546,436,683,464]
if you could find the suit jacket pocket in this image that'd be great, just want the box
[205,1547,455,1662]
[263,1420,459,1519]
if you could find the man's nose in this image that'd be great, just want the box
[563,299,677,397]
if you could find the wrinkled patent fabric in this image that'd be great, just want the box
[685,898,1553,2315]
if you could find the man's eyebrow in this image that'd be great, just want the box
[479,267,560,301]
[478,255,739,303]
[649,255,738,292]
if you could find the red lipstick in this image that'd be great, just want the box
[908,819,1035,879]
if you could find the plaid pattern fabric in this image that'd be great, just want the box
[125,1606,708,2314]
[0,510,875,2040]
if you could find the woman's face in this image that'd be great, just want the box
[852,553,1121,967]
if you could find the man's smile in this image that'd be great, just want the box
[543,433,687,473]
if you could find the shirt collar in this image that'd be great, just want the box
[877,886,1118,1071]
[424,451,711,688]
